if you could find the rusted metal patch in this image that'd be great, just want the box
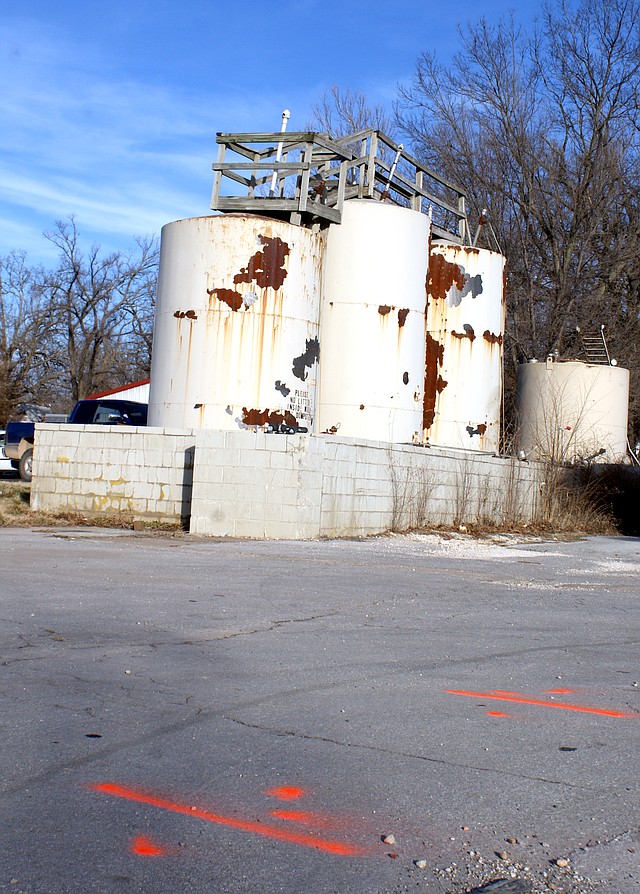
[292,337,319,381]
[207,287,244,311]
[466,423,487,437]
[483,330,503,345]
[429,253,483,307]
[173,309,198,320]
[233,235,290,290]
[452,324,475,342]
[275,380,291,397]
[423,333,447,430]
[428,253,466,300]
[398,308,409,327]
[242,407,298,428]
[378,305,391,316]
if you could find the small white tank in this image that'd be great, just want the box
[148,215,325,431]
[425,244,506,452]
[516,358,630,462]
[317,200,430,442]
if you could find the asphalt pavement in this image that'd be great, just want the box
[1,527,639,894]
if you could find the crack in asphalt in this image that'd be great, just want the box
[223,716,623,794]
[0,614,339,664]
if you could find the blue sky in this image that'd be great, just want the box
[1,1,541,266]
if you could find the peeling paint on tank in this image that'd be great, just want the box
[466,423,487,437]
[483,330,503,345]
[378,305,391,316]
[233,235,290,290]
[242,407,298,428]
[173,309,198,320]
[402,371,409,385]
[429,253,484,307]
[208,287,244,312]
[292,337,320,381]
[452,324,476,342]
[423,333,447,430]
[428,253,465,300]
[275,380,291,397]
[398,308,409,327]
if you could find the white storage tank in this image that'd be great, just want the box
[424,244,506,451]
[516,357,630,462]
[316,200,430,442]
[148,215,325,431]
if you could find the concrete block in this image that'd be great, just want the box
[260,519,298,539]
[238,448,273,469]
[222,465,259,486]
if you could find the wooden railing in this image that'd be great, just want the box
[211,128,468,241]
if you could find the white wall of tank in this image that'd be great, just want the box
[424,243,506,453]
[317,200,430,443]
[148,215,325,431]
[516,357,630,462]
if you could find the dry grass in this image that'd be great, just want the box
[0,478,183,532]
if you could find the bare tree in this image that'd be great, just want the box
[396,0,640,435]
[43,218,158,402]
[0,252,62,423]
[309,85,396,138]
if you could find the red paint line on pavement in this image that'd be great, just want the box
[446,689,632,718]
[89,783,362,856]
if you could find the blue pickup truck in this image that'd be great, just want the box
[4,398,148,482]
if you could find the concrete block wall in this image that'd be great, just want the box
[31,424,195,523]
[190,433,542,537]
[31,426,542,538]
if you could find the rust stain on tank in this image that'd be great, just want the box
[452,324,475,342]
[242,407,298,428]
[483,329,503,345]
[378,305,391,316]
[173,309,198,320]
[398,308,409,327]
[233,235,290,290]
[428,252,465,300]
[208,287,243,311]
[423,333,447,430]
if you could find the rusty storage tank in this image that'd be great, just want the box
[424,243,506,451]
[316,200,431,442]
[148,215,325,431]
[516,357,630,462]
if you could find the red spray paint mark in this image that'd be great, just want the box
[89,783,362,856]
[446,689,634,718]
[546,688,575,695]
[266,785,306,801]
[131,835,167,857]
[486,711,512,718]
[271,809,337,830]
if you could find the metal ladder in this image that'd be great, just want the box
[576,324,610,365]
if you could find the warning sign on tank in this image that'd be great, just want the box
[289,389,311,418]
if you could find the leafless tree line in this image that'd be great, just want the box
[313,0,640,440]
[0,218,157,423]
